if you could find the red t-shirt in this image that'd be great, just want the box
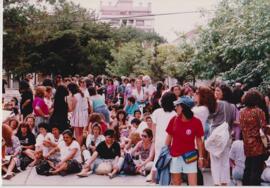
[100,121,108,134]
[166,115,204,157]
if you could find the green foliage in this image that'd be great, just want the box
[193,0,270,91]
[107,42,144,76]
[3,0,165,77]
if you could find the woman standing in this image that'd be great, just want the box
[33,86,49,133]
[88,86,110,124]
[240,89,268,185]
[150,92,177,182]
[50,85,70,132]
[208,84,237,185]
[67,83,89,146]
[192,86,216,138]
[165,96,204,185]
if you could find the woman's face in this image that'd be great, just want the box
[39,127,47,135]
[26,118,35,128]
[105,135,114,145]
[215,87,223,100]
[92,126,100,136]
[21,127,27,134]
[118,113,125,120]
[194,90,200,104]
[63,134,73,145]
[175,104,183,115]
[9,121,18,130]
[173,87,181,97]
[45,91,52,98]
[136,80,142,88]
[141,132,150,142]
[146,118,153,126]
[52,128,60,137]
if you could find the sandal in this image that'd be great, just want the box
[3,172,15,180]
[108,173,116,179]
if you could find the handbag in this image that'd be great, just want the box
[121,153,136,175]
[205,102,230,157]
[36,159,51,176]
[182,150,198,164]
[95,161,113,175]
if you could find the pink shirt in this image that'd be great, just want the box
[33,97,49,116]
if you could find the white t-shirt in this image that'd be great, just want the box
[152,108,176,170]
[192,106,209,131]
[35,133,54,156]
[85,134,105,149]
[58,140,82,163]
[135,121,148,135]
[144,84,156,96]
[132,88,145,102]
[152,108,177,148]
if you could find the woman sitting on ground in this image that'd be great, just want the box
[2,124,22,180]
[16,123,36,167]
[77,129,123,179]
[44,129,82,176]
[130,128,155,176]
[82,123,105,162]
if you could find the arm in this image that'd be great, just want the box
[67,96,77,112]
[196,136,204,168]
[35,106,48,117]
[85,151,98,167]
[45,146,60,159]
[130,141,141,156]
[60,148,77,164]
[22,99,31,109]
[165,134,172,146]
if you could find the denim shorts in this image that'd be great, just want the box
[170,155,197,174]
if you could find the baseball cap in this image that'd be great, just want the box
[173,96,195,108]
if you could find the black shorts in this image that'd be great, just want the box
[65,159,82,175]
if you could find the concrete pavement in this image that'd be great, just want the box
[2,167,214,186]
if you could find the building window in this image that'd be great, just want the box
[136,20,144,26]
[121,20,127,26]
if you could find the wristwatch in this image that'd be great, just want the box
[199,157,204,160]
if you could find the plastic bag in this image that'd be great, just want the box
[205,121,230,157]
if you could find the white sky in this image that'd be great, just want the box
[70,0,220,42]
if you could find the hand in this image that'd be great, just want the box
[55,162,63,169]
[198,158,204,169]
[136,164,143,171]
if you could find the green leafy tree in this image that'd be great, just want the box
[193,0,270,91]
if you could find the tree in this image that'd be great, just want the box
[106,42,144,76]
[193,0,270,91]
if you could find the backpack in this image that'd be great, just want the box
[121,153,136,175]
[35,159,51,176]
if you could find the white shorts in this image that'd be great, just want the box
[170,156,197,174]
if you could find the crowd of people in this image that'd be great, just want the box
[2,73,270,186]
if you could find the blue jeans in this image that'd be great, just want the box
[94,106,110,124]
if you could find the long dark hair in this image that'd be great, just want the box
[161,92,177,112]
[16,123,33,138]
[180,103,194,119]
[67,83,84,97]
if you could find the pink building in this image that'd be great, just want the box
[99,0,154,32]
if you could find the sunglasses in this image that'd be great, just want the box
[141,134,148,138]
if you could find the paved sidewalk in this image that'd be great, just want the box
[2,167,214,186]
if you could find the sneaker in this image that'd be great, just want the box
[108,173,116,179]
